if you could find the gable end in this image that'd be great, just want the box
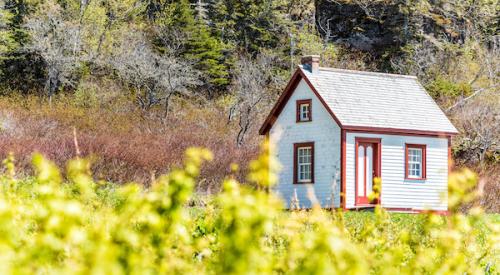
[259,68,343,135]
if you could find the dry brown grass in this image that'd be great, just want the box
[458,165,500,213]
[476,166,500,213]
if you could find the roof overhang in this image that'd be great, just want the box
[343,125,458,137]
[259,67,459,138]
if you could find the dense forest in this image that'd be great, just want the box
[0,0,498,209]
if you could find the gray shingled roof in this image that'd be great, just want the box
[300,66,458,134]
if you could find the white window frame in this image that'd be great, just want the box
[297,147,312,182]
[296,99,312,122]
[405,144,426,180]
[300,104,310,121]
[407,148,422,178]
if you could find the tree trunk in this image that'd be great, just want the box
[45,68,59,106]
[163,93,173,122]
[227,104,237,124]
[236,107,251,147]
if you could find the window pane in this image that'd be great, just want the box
[297,146,312,182]
[357,145,365,196]
[300,103,310,121]
[408,147,422,178]
[366,145,373,194]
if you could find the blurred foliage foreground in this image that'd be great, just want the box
[0,142,498,274]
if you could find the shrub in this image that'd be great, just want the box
[426,76,473,106]
[0,142,497,274]
[0,95,259,190]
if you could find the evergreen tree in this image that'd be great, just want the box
[184,17,230,90]
[154,0,230,92]
[0,0,20,76]
[0,2,16,54]
[0,0,47,92]
[207,0,286,54]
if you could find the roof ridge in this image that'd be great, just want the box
[300,65,418,79]
[260,66,458,135]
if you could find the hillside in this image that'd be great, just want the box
[0,0,498,210]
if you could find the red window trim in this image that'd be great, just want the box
[296,99,312,122]
[293,142,314,184]
[405,144,427,180]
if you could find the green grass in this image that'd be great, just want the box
[0,149,497,274]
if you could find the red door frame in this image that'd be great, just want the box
[355,138,382,206]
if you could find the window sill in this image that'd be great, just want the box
[296,120,312,123]
[404,177,427,181]
[294,181,314,184]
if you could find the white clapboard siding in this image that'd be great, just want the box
[345,133,448,211]
[270,79,341,209]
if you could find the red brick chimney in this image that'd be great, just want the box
[301,55,320,73]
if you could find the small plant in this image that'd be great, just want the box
[0,143,497,274]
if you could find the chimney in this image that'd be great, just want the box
[301,55,320,73]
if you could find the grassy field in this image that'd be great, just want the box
[0,145,497,274]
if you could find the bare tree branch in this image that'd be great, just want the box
[24,2,85,101]
[110,31,201,118]
[447,85,499,112]
[230,53,281,146]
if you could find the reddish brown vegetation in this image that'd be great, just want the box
[0,96,260,192]
[474,166,500,213]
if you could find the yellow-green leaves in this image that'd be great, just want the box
[0,147,497,274]
[32,153,62,186]
[368,177,382,202]
[215,178,281,275]
[1,153,15,179]
[448,168,479,212]
[66,157,96,201]
[184,147,214,177]
[247,140,280,188]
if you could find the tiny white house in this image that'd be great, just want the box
[260,55,458,212]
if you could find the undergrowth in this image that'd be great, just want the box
[0,142,498,274]
[0,95,259,190]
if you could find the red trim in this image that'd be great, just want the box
[300,70,343,127]
[448,136,452,175]
[293,142,315,184]
[299,207,448,215]
[376,139,382,205]
[447,137,452,212]
[344,126,457,137]
[354,138,382,206]
[296,99,312,122]
[341,130,346,210]
[384,208,449,215]
[259,68,458,138]
[259,68,343,135]
[405,144,427,180]
[355,137,382,144]
[364,145,367,200]
[259,69,302,135]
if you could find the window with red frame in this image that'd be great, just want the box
[296,99,312,122]
[405,144,426,180]
[294,142,314,184]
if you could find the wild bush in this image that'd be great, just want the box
[0,95,259,188]
[0,141,498,274]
